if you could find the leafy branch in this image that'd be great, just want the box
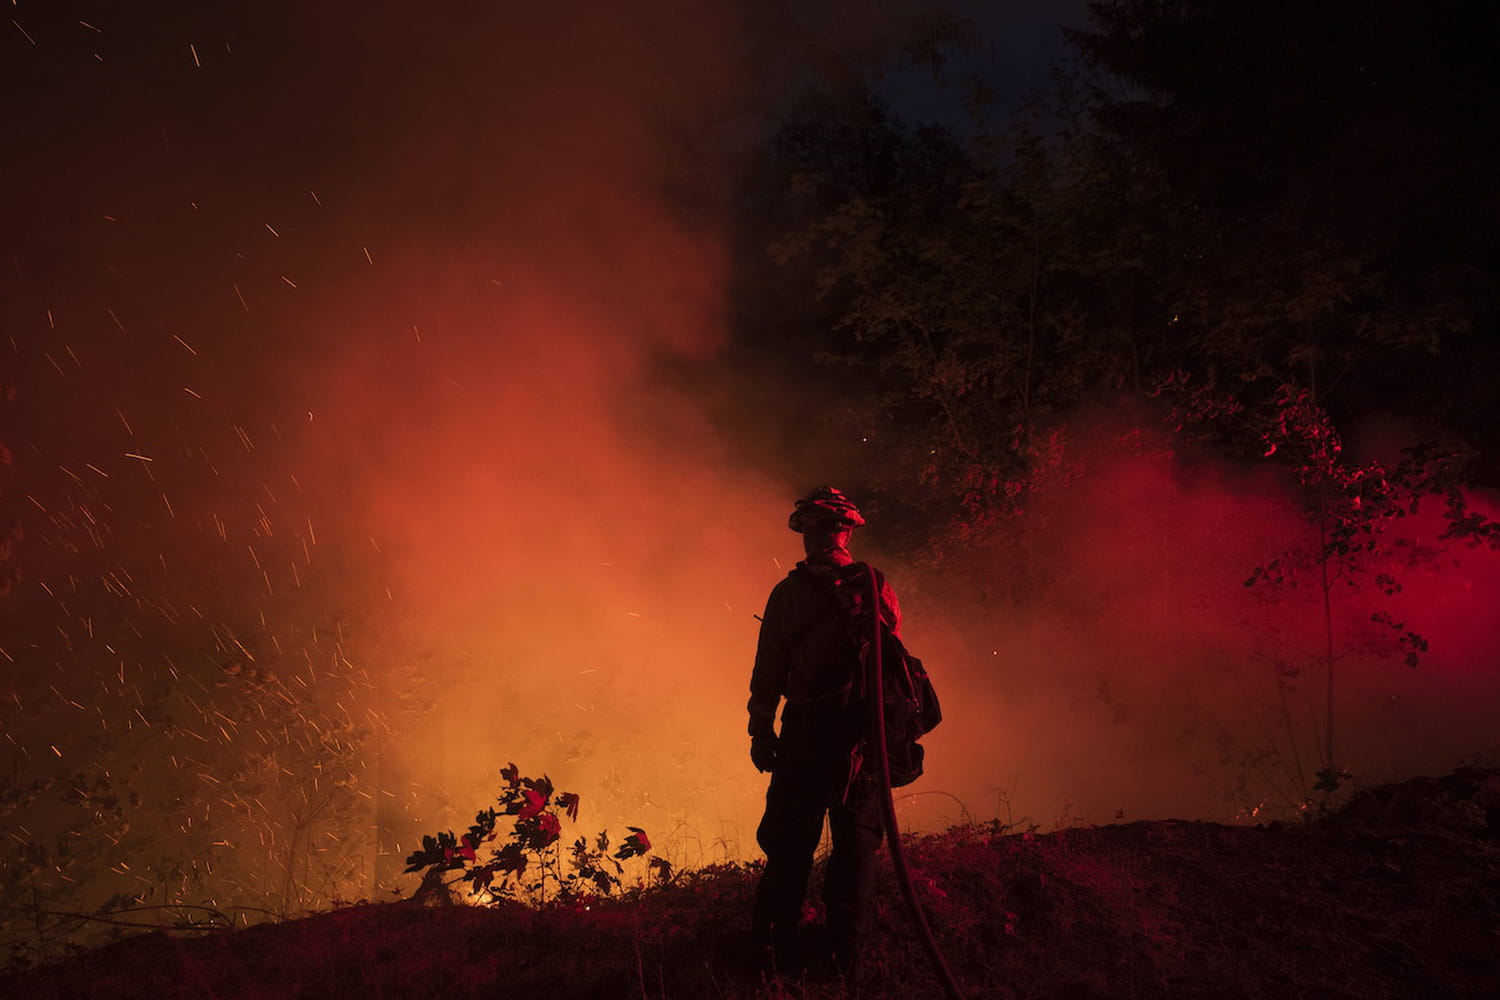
[404,763,657,906]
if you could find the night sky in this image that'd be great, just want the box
[3,0,1497,923]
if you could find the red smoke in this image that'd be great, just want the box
[909,424,1500,830]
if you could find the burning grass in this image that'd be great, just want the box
[4,769,1497,999]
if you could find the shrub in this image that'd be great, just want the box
[404,763,654,906]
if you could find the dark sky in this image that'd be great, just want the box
[877,0,1088,128]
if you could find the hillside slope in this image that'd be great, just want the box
[5,769,1498,999]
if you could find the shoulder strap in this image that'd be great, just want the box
[783,563,845,650]
[791,561,871,627]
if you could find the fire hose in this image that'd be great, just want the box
[865,564,966,1000]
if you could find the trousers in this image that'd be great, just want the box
[751,703,885,969]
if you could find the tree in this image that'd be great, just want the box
[1067,0,1500,458]
[751,84,1169,604]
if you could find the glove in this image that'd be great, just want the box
[750,735,778,774]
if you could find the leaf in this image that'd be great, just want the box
[518,788,547,820]
[615,827,651,859]
[557,791,580,822]
[493,844,528,876]
[533,812,562,847]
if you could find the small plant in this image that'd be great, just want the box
[1245,389,1494,807]
[403,763,654,906]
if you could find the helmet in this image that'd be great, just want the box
[787,485,866,533]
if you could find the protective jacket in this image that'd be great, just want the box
[747,558,901,741]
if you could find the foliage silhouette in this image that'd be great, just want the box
[404,763,656,906]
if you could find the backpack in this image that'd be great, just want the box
[795,562,942,788]
[867,624,942,787]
